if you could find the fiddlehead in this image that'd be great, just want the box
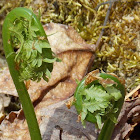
[73,70,125,140]
[3,8,57,82]
[2,7,57,140]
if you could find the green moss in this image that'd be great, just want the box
[0,0,139,93]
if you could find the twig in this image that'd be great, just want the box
[125,84,140,100]
[94,0,139,51]
[95,0,120,11]
[94,0,114,51]
[55,125,63,140]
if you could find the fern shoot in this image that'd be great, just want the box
[2,7,58,140]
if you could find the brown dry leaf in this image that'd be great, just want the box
[85,70,118,87]
[0,68,18,97]
[0,98,98,140]
[85,69,100,85]
[0,23,95,139]
[112,98,140,140]
[0,94,11,123]
[1,23,139,140]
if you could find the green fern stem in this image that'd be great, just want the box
[2,7,53,140]
[97,73,125,140]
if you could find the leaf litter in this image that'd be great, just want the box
[0,22,139,140]
[0,0,140,139]
[0,23,96,139]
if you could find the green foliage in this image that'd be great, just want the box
[74,75,122,129]
[9,17,57,82]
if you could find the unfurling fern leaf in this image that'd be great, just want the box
[9,15,58,82]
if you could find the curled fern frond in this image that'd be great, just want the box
[73,70,125,130]
[10,16,57,82]
[2,7,50,140]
